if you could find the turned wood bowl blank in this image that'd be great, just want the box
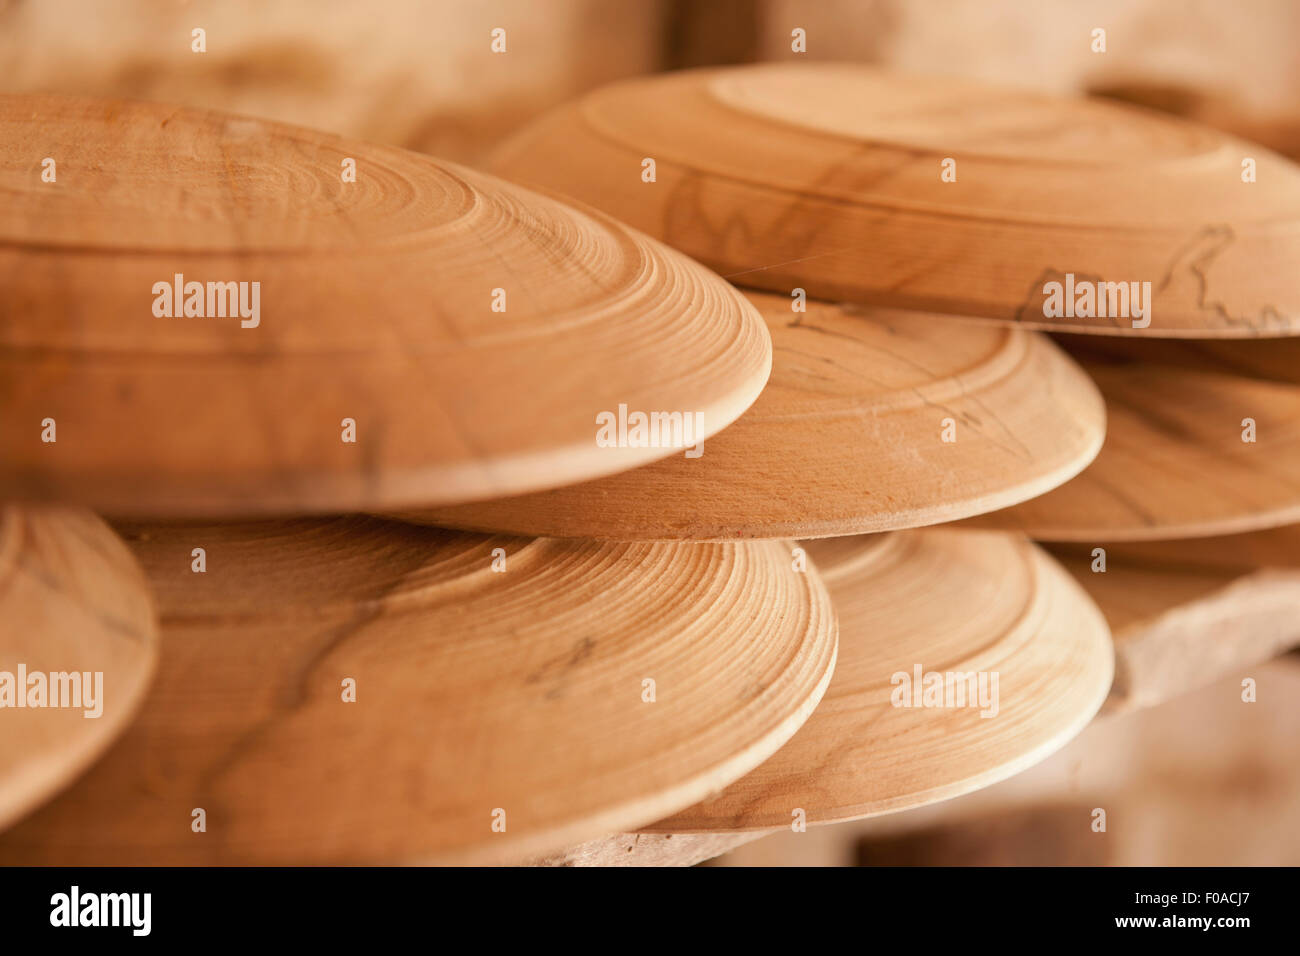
[647,529,1113,831]
[0,517,836,864]
[489,63,1300,337]
[967,336,1300,540]
[0,506,157,832]
[409,292,1105,540]
[0,94,770,516]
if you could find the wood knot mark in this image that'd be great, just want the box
[525,635,597,700]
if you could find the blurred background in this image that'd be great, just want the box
[4,0,1298,865]
[4,0,1300,163]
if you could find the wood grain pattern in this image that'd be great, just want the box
[0,93,770,516]
[1048,526,1300,714]
[404,292,1104,539]
[0,506,157,832]
[0,517,836,864]
[647,529,1113,832]
[966,337,1300,540]
[489,63,1300,336]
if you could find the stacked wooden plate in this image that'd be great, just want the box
[0,94,770,515]
[4,61,1297,866]
[0,507,157,833]
[968,335,1300,710]
[0,93,832,864]
[489,63,1300,336]
[475,62,1300,863]
[0,519,836,864]
[413,294,1105,539]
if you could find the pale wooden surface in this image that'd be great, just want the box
[967,338,1300,540]
[646,529,1113,832]
[0,93,770,516]
[489,63,1300,336]
[0,506,157,832]
[1048,526,1300,714]
[0,518,836,864]
[529,831,766,867]
[408,293,1103,539]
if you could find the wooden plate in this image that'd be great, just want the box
[966,337,1300,540]
[489,63,1300,336]
[1048,526,1300,714]
[0,94,770,516]
[404,293,1104,539]
[0,506,157,832]
[0,517,836,864]
[716,656,1300,866]
[646,530,1113,832]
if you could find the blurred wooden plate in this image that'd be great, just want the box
[646,529,1112,832]
[0,506,157,831]
[0,94,770,516]
[406,293,1104,539]
[0,518,835,864]
[490,63,1300,336]
[1048,525,1300,714]
[967,337,1300,540]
